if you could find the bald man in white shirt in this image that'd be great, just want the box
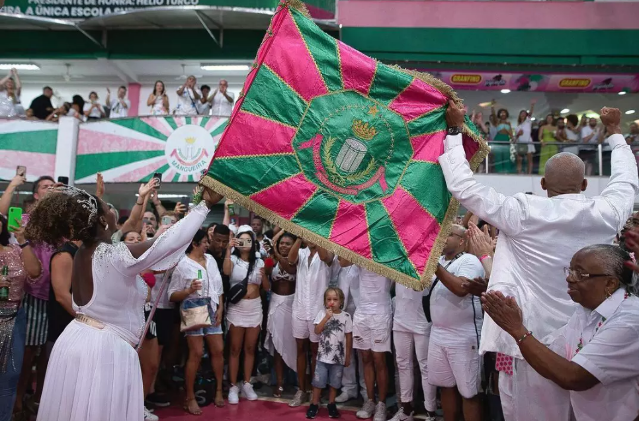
[439,104,637,421]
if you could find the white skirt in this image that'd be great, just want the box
[265,293,297,372]
[37,320,143,421]
[226,297,262,328]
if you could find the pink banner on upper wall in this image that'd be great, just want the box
[420,71,639,94]
[338,1,639,30]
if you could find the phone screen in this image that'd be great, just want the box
[7,207,23,232]
[153,173,162,189]
[161,216,173,226]
[57,176,69,185]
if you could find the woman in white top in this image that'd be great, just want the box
[147,80,169,116]
[483,244,639,421]
[83,91,105,120]
[514,99,536,175]
[169,228,224,414]
[0,69,22,118]
[264,230,298,397]
[25,185,220,421]
[222,225,267,405]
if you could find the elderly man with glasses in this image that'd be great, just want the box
[482,244,639,421]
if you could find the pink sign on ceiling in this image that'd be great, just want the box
[420,70,639,94]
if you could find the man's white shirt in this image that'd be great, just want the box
[438,133,638,358]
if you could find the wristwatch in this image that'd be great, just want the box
[447,126,462,136]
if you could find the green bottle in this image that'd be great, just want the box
[228,203,235,216]
[0,265,9,301]
[197,269,203,297]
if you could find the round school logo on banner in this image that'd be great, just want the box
[165,124,216,176]
[293,91,412,204]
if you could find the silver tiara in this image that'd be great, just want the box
[55,186,99,225]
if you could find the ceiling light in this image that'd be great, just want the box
[200,64,250,71]
[531,117,536,121]
[500,89,511,94]
[0,63,40,70]
[618,91,627,96]
[561,108,570,114]
[626,110,636,115]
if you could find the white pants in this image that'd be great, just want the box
[393,330,437,412]
[341,349,367,399]
[499,359,572,421]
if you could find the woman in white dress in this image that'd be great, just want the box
[25,185,220,421]
[264,230,298,398]
[147,80,169,116]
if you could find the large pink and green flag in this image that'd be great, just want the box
[200,0,488,290]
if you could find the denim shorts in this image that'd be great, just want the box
[312,360,344,390]
[182,297,223,337]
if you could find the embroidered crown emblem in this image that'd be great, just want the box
[352,120,377,141]
[185,137,196,145]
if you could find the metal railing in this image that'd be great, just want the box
[480,141,623,176]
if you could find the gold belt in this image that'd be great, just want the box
[75,314,105,329]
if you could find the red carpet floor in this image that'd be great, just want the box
[154,399,361,421]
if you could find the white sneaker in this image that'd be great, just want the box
[228,385,240,405]
[389,407,414,421]
[241,381,258,401]
[356,400,376,419]
[373,402,387,421]
[144,406,159,421]
[289,389,307,407]
[335,391,355,403]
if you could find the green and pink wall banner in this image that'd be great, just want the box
[0,119,57,182]
[75,116,228,184]
[0,116,227,184]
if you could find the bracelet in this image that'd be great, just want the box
[480,254,492,262]
[517,331,533,344]
[136,201,144,206]
[19,241,30,249]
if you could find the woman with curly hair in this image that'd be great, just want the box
[26,186,221,421]
[264,230,299,398]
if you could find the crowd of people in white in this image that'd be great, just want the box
[0,103,637,421]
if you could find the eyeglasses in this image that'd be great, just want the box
[563,267,610,282]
